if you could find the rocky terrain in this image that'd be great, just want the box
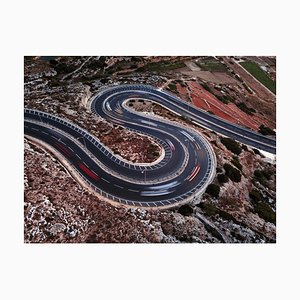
[24,56,276,243]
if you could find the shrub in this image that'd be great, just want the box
[205,184,220,198]
[224,163,242,182]
[216,167,223,173]
[168,83,177,92]
[242,145,248,151]
[201,83,212,93]
[220,137,242,155]
[231,156,243,171]
[53,62,77,74]
[253,148,260,155]
[249,189,275,223]
[258,124,276,136]
[249,189,263,202]
[216,94,234,104]
[236,102,256,115]
[49,59,58,66]
[217,173,229,184]
[253,201,276,224]
[178,204,193,216]
[242,82,253,94]
[253,169,272,186]
[216,95,229,104]
[199,202,218,216]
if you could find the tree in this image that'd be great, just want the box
[217,173,229,184]
[231,156,243,171]
[224,163,242,182]
[205,184,220,198]
[178,204,193,216]
[220,137,242,155]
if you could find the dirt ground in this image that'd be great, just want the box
[181,70,237,84]
[222,57,275,101]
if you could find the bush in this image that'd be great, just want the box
[253,148,260,155]
[220,137,242,155]
[216,94,234,104]
[199,202,237,223]
[216,95,229,104]
[242,82,253,94]
[249,189,275,223]
[53,62,77,74]
[199,202,218,216]
[224,163,242,182]
[178,204,193,216]
[249,189,263,202]
[216,167,223,173]
[217,173,229,184]
[242,145,248,151]
[231,156,243,171]
[201,83,212,93]
[253,201,276,224]
[205,184,220,198]
[253,169,271,186]
[168,83,177,92]
[258,124,276,136]
[236,102,256,115]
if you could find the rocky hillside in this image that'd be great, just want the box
[24,56,276,243]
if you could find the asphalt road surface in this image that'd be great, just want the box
[24,84,275,208]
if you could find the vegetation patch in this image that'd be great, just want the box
[178,204,194,216]
[199,202,219,217]
[215,94,232,104]
[220,137,242,155]
[201,83,213,93]
[236,102,256,115]
[249,189,275,224]
[217,173,229,185]
[231,156,243,171]
[137,61,185,72]
[253,148,260,155]
[258,124,276,136]
[224,163,242,182]
[205,184,220,198]
[249,189,264,202]
[253,201,276,224]
[240,61,276,94]
[196,57,228,72]
[242,82,253,94]
[199,202,238,223]
[253,169,272,186]
[168,83,177,93]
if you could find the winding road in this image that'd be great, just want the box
[24,84,276,208]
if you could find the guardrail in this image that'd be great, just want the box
[121,98,216,204]
[24,84,217,208]
[25,108,168,171]
[25,116,175,186]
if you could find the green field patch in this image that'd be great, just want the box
[137,61,186,72]
[196,57,228,72]
[240,61,276,94]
